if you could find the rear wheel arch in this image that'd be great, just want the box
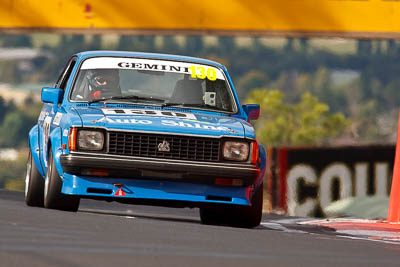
[47,127,64,176]
[28,125,45,178]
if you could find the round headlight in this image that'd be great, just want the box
[78,130,104,151]
[223,141,249,161]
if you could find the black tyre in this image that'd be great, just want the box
[232,184,263,228]
[199,206,228,225]
[44,149,80,211]
[199,184,263,228]
[25,149,45,207]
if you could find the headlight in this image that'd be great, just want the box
[78,130,104,151]
[223,141,249,161]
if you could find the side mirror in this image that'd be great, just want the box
[41,87,63,112]
[242,104,260,122]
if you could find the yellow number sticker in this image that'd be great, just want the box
[188,65,217,81]
[188,65,196,79]
[197,66,206,79]
[207,68,217,81]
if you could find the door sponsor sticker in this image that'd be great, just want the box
[53,112,63,125]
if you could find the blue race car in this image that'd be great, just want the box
[25,51,266,227]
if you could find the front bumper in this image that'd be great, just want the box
[60,173,252,207]
[60,152,260,185]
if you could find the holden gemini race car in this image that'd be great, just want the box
[25,51,266,227]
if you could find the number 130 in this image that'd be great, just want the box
[188,66,217,81]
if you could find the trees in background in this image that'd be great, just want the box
[0,34,32,47]
[0,95,41,148]
[246,89,348,146]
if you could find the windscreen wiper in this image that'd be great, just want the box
[88,95,165,105]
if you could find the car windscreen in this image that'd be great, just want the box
[70,57,237,113]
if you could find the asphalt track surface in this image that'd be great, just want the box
[1,190,400,267]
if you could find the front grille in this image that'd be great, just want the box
[108,132,221,162]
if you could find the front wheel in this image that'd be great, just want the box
[199,184,263,228]
[232,184,263,228]
[44,149,80,211]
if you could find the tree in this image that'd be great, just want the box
[162,36,180,53]
[117,35,155,52]
[117,35,134,51]
[357,40,372,57]
[185,36,203,55]
[0,106,38,148]
[218,36,234,52]
[0,112,24,147]
[0,96,7,123]
[245,89,348,146]
[0,34,32,47]
[236,70,269,101]
[87,35,102,50]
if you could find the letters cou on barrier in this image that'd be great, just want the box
[267,145,395,217]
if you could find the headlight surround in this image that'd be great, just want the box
[78,130,104,151]
[223,141,249,161]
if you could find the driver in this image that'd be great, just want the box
[86,69,121,99]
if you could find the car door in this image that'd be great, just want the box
[38,57,77,173]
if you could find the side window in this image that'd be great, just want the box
[55,57,77,90]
